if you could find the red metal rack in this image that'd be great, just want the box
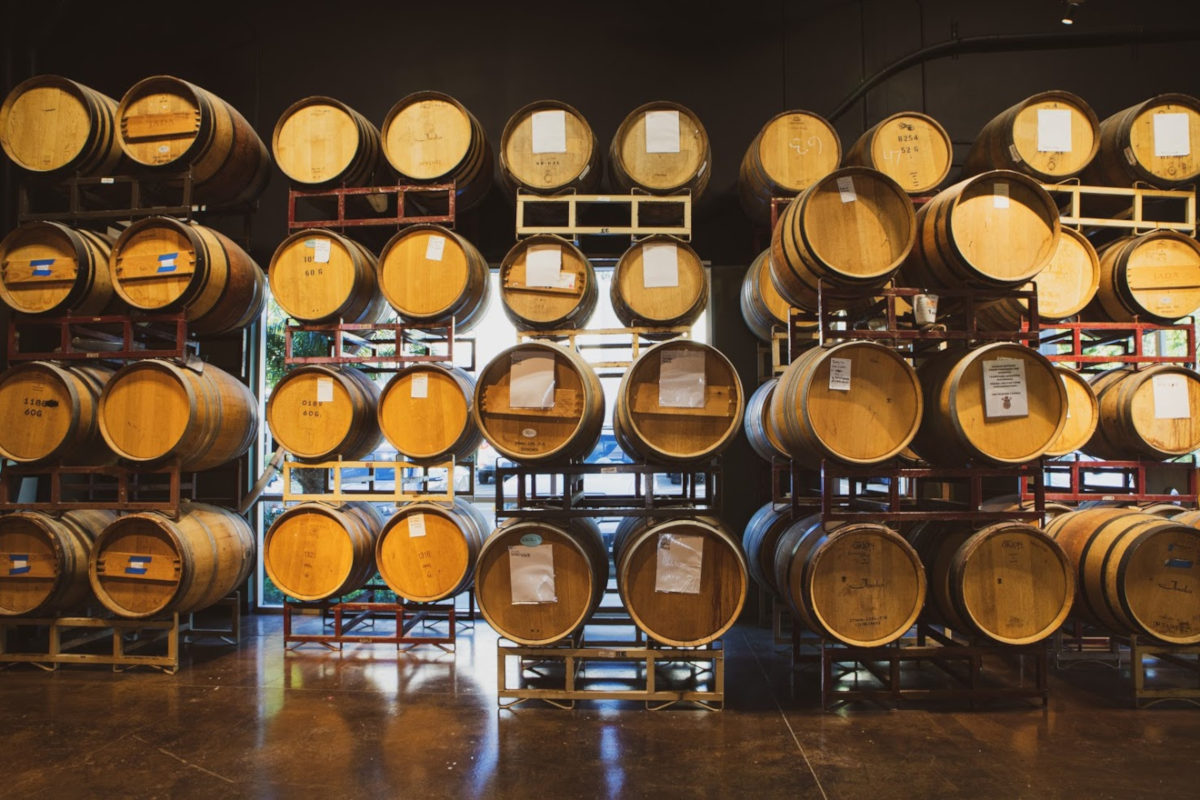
[283,319,470,370]
[7,312,195,363]
[0,462,191,515]
[1021,456,1198,504]
[1039,320,1196,369]
[282,591,475,653]
[286,183,455,230]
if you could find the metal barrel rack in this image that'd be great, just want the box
[281,587,475,653]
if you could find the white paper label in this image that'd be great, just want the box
[654,534,703,594]
[531,109,567,154]
[1037,108,1073,152]
[410,374,428,399]
[982,358,1029,418]
[659,348,706,409]
[645,110,680,153]
[408,513,427,538]
[642,242,679,289]
[316,378,334,403]
[509,544,556,604]
[509,353,556,409]
[312,239,331,264]
[993,183,1010,209]
[425,235,446,261]
[1153,113,1191,158]
[836,176,857,203]
[1152,374,1191,419]
[914,294,939,325]
[525,245,562,288]
[555,272,577,290]
[829,357,852,391]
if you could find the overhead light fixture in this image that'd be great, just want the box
[1061,0,1083,25]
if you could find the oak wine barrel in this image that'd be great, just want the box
[910,343,1067,466]
[109,216,266,336]
[768,340,922,467]
[0,361,113,465]
[610,236,708,331]
[499,99,600,195]
[738,110,841,221]
[772,514,926,647]
[613,340,744,464]
[0,222,116,316]
[268,229,388,325]
[267,365,382,462]
[742,502,794,596]
[979,494,1074,521]
[376,499,490,603]
[0,509,114,616]
[741,249,798,341]
[610,101,711,198]
[474,517,607,645]
[263,501,384,602]
[89,502,254,619]
[474,341,605,465]
[377,364,480,464]
[613,516,747,647]
[378,224,490,332]
[498,234,596,331]
[963,90,1100,180]
[1092,231,1200,324]
[1084,365,1200,460]
[1047,508,1200,644]
[98,359,257,471]
[1045,365,1100,458]
[1083,93,1200,188]
[272,95,383,188]
[744,378,789,462]
[381,90,492,211]
[906,521,1075,645]
[977,226,1100,330]
[845,111,952,195]
[0,75,123,180]
[116,75,271,207]
[769,166,916,311]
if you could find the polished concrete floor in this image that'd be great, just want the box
[1,613,1198,800]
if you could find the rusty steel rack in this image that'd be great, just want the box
[1039,320,1196,369]
[282,589,474,653]
[7,312,196,363]
[17,171,206,223]
[493,461,720,520]
[1020,455,1198,505]
[283,319,471,370]
[0,462,191,515]
[1040,182,1196,235]
[287,182,455,231]
[280,458,460,504]
[515,190,692,242]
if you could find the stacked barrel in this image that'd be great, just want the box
[0,74,269,623]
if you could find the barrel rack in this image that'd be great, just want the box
[283,319,471,371]
[514,190,692,243]
[493,462,719,520]
[517,325,691,375]
[287,182,456,231]
[6,311,196,363]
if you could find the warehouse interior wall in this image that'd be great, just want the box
[2,0,1199,535]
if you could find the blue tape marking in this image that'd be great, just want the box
[156,253,178,273]
[125,556,151,575]
[9,554,29,575]
[1166,558,1194,569]
[30,258,54,276]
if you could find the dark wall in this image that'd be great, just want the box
[4,0,1200,533]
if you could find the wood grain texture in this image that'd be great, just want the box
[375,499,489,602]
[0,74,123,178]
[378,224,490,332]
[740,249,797,341]
[846,111,952,194]
[978,227,1100,330]
[1084,365,1200,460]
[499,99,599,195]
[743,378,789,462]
[964,90,1100,180]
[0,509,113,616]
[263,501,383,602]
[610,235,707,329]
[498,234,596,331]
[272,95,383,188]
[1092,231,1200,324]
[742,501,794,597]
[610,101,711,198]
[267,365,382,461]
[1045,366,1100,457]
[378,364,480,463]
[268,229,387,324]
[0,361,113,465]
[738,110,840,220]
[0,222,115,316]
[1084,93,1200,187]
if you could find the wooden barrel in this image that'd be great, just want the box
[610,236,708,331]
[610,101,711,198]
[272,95,383,188]
[742,502,793,596]
[0,222,115,316]
[911,343,1067,466]
[1092,232,1200,324]
[378,224,490,332]
[0,361,114,465]
[268,229,388,325]
[109,216,266,336]
[740,249,793,341]
[499,100,600,195]
[0,74,123,180]
[263,501,383,602]
[845,111,953,195]
[1135,502,1189,518]
[963,90,1101,180]
[498,235,596,331]
[1174,509,1200,527]
[769,166,916,311]
[267,366,382,462]
[738,110,841,221]
[769,341,922,467]
[1047,508,1200,644]
[977,227,1100,330]
[474,341,605,465]
[89,501,254,619]
[613,516,747,647]
[381,90,492,211]
[1045,365,1100,458]
[116,75,271,207]
[377,364,480,464]
[474,517,607,645]
[904,170,1060,290]
[0,509,114,616]
[1083,93,1200,188]
[906,521,1074,645]
[744,378,789,462]
[98,359,257,471]
[375,498,490,603]
[1084,365,1200,460]
[772,514,926,647]
[979,494,1075,521]
[613,340,744,464]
